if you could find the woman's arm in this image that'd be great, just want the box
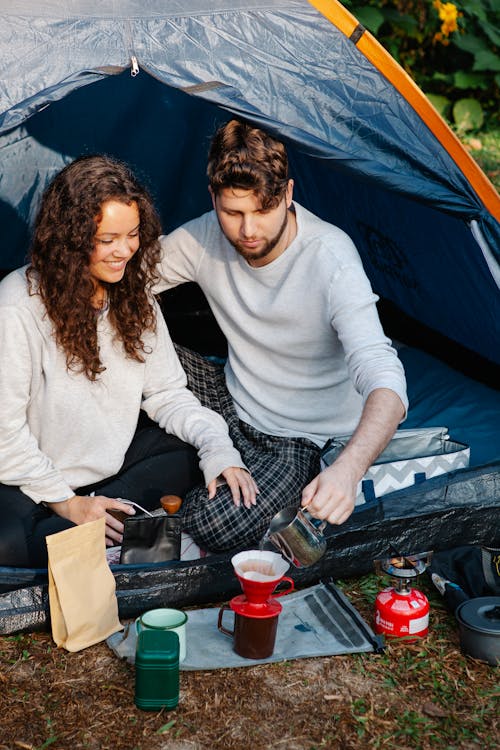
[141,305,258,506]
[47,495,136,546]
[0,305,77,503]
[0,304,136,541]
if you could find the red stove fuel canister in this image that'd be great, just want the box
[374,552,433,641]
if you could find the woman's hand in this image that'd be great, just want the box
[46,495,136,546]
[207,468,259,509]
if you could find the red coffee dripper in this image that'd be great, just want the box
[231,550,294,605]
[219,550,295,659]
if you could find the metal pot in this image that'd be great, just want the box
[264,506,327,567]
[455,596,500,666]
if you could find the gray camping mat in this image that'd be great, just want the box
[107,580,383,670]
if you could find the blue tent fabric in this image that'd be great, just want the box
[400,346,500,468]
[0,0,499,367]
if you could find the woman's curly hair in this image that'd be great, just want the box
[27,155,162,380]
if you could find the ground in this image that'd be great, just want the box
[1,577,498,750]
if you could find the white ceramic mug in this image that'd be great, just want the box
[137,608,188,662]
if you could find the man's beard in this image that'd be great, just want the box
[226,210,289,264]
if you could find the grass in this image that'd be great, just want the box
[1,572,498,750]
[461,128,500,190]
[338,575,499,749]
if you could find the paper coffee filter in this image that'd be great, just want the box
[231,550,289,581]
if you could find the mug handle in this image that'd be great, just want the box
[301,508,327,534]
[217,605,234,637]
[272,576,295,597]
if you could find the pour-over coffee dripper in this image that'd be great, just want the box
[218,550,294,660]
[231,550,294,604]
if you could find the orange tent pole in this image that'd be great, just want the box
[308,0,500,221]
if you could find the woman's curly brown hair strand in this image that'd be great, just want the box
[27,155,161,381]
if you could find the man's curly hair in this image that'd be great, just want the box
[27,155,161,380]
[207,119,289,208]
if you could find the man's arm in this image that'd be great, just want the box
[155,219,210,294]
[301,387,406,525]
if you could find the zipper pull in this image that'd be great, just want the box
[130,55,139,77]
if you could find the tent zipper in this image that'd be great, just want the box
[130,56,139,77]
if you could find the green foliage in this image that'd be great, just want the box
[453,96,484,131]
[342,0,499,133]
[426,92,452,116]
[156,719,176,734]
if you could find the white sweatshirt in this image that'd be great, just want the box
[0,267,245,504]
[157,202,408,446]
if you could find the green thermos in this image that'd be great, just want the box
[135,629,179,710]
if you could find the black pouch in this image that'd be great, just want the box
[428,545,500,612]
[119,514,182,565]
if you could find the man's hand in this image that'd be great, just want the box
[302,387,406,526]
[46,495,136,546]
[207,467,259,509]
[301,460,358,525]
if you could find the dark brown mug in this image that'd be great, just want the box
[217,604,279,659]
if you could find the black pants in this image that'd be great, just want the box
[0,418,202,568]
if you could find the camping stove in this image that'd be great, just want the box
[373,551,433,640]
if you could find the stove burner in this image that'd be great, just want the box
[374,550,433,580]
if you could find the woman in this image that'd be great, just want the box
[0,155,257,567]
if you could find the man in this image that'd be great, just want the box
[157,119,407,552]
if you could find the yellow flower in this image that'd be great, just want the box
[433,0,461,41]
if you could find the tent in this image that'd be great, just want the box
[1,0,499,446]
[0,1,499,629]
[1,0,499,363]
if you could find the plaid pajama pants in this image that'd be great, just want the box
[175,345,321,552]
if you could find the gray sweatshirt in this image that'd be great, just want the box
[157,202,408,446]
[0,267,245,504]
